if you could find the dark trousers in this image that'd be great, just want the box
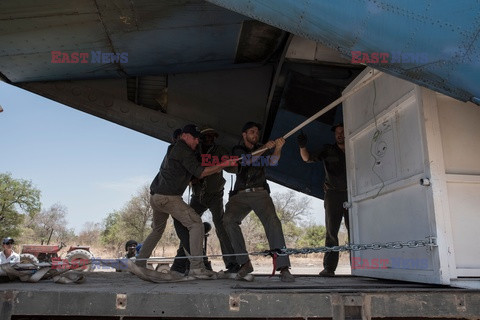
[223,190,291,270]
[171,192,238,273]
[323,190,349,272]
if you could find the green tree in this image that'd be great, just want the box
[296,224,327,248]
[272,190,311,224]
[241,212,267,251]
[0,172,41,237]
[272,190,311,247]
[232,191,314,252]
[23,203,75,244]
[77,221,103,246]
[100,185,179,254]
[121,185,153,241]
[282,221,303,248]
[101,211,126,249]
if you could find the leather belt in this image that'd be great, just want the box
[238,187,264,193]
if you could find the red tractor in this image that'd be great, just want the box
[20,243,94,271]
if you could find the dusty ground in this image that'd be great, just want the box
[211,253,352,275]
[157,247,351,274]
[90,245,352,275]
[92,249,352,275]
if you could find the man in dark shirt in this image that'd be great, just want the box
[297,123,348,277]
[170,128,240,274]
[171,128,182,143]
[137,124,235,279]
[223,121,295,282]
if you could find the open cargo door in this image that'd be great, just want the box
[343,68,480,288]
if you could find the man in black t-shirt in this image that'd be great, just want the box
[298,123,348,277]
[223,121,294,282]
[170,128,240,274]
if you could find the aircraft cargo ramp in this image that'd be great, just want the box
[1,272,479,320]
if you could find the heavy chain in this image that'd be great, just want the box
[267,236,437,257]
[128,237,438,262]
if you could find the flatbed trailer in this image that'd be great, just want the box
[1,272,479,320]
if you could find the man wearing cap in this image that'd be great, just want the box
[297,123,348,277]
[156,128,182,172]
[223,121,295,282]
[170,127,240,275]
[136,124,236,279]
[0,237,20,264]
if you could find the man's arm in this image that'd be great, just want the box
[199,158,237,179]
[269,138,285,165]
[299,147,310,162]
[224,145,243,174]
[217,145,239,174]
[297,132,311,162]
[181,148,236,179]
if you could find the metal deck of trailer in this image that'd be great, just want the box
[1,272,479,320]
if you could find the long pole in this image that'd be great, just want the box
[249,70,383,156]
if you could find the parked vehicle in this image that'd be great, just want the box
[20,243,94,271]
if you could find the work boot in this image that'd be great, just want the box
[170,265,187,275]
[225,263,241,274]
[279,267,295,282]
[319,269,335,277]
[204,259,213,271]
[236,261,254,278]
[189,268,217,279]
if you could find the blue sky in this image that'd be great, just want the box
[0,82,324,232]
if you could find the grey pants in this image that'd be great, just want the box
[171,192,238,273]
[323,189,349,272]
[223,190,291,270]
[137,194,204,270]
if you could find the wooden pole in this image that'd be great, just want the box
[249,70,383,157]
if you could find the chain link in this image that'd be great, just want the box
[271,236,437,256]
[133,237,438,261]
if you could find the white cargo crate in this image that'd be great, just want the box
[343,68,480,288]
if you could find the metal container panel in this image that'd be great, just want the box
[343,68,480,286]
